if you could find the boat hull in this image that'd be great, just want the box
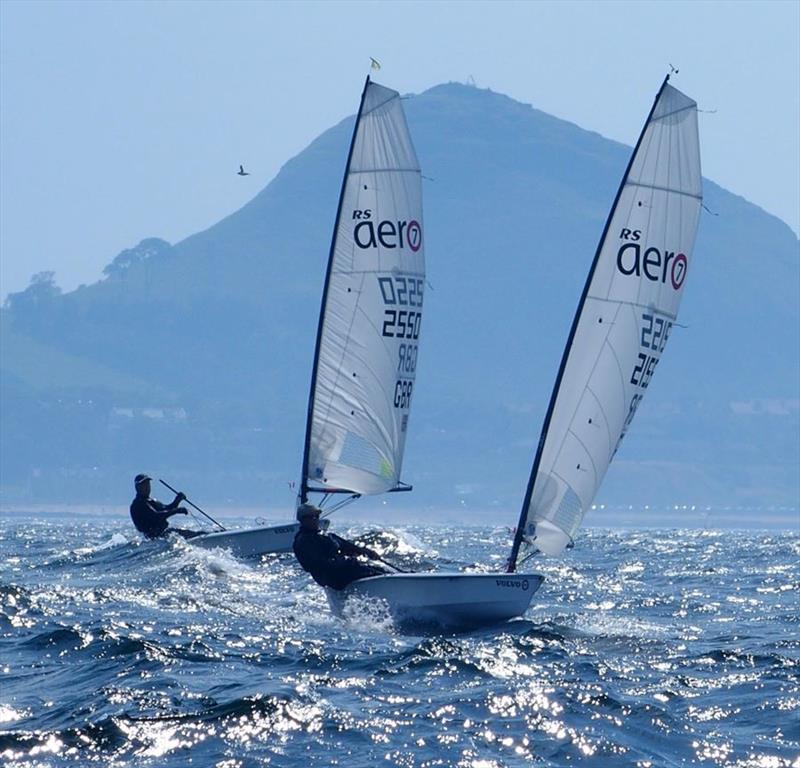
[326,572,544,630]
[188,519,329,557]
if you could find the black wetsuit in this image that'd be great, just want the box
[293,529,387,590]
[130,495,194,539]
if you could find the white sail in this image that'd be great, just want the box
[514,80,702,559]
[304,80,425,496]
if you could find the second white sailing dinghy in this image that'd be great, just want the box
[298,78,426,522]
[330,76,702,630]
[186,517,307,558]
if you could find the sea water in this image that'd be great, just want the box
[0,515,797,767]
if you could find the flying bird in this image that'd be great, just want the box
[237,165,250,176]
[370,57,381,71]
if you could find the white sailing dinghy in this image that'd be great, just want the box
[331,76,701,630]
[187,519,307,558]
[297,78,425,530]
[192,77,426,557]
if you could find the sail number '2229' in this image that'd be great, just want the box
[630,313,673,390]
[379,276,424,410]
[615,311,674,457]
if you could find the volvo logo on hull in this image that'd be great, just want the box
[495,578,530,591]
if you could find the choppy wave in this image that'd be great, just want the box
[0,516,797,767]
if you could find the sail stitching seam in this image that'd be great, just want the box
[637,119,664,310]
[382,115,410,481]
[354,300,405,474]
[545,299,624,507]
[586,385,614,464]
[603,303,630,459]
[312,263,368,481]
[566,426,599,487]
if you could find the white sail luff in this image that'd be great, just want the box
[517,82,702,559]
[306,81,425,496]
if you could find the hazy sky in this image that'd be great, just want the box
[1,0,798,298]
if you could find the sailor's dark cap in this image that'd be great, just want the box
[296,503,322,519]
[134,473,152,486]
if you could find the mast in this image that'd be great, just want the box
[300,76,371,505]
[507,75,671,572]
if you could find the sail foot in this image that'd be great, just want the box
[531,519,572,557]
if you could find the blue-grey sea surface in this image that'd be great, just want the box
[0,514,798,767]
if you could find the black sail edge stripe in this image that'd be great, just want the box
[300,76,373,504]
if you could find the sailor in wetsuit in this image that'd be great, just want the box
[129,474,200,539]
[292,503,389,590]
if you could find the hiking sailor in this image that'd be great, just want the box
[292,503,389,589]
[129,473,201,539]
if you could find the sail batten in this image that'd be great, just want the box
[509,79,701,568]
[301,79,425,499]
[349,168,421,175]
[626,181,702,200]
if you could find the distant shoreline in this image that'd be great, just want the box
[1,503,797,531]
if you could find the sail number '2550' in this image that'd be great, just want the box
[378,276,424,410]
